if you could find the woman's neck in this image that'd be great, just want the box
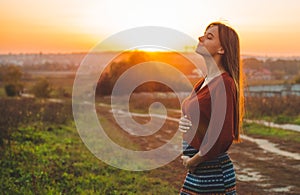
[203,56,225,79]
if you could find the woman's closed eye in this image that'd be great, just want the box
[206,33,213,40]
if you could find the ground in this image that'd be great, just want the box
[97,103,300,194]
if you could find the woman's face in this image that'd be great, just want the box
[196,25,224,57]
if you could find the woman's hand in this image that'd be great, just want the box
[181,156,196,173]
[178,115,192,133]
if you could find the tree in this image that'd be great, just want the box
[295,74,300,84]
[96,52,149,96]
[1,65,23,97]
[4,84,22,96]
[243,58,263,69]
[96,72,113,96]
[31,78,52,98]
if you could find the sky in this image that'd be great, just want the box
[1,0,300,56]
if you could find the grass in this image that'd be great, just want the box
[250,115,300,126]
[243,122,300,143]
[23,75,74,95]
[1,96,299,194]
[0,98,179,194]
[0,87,6,97]
[1,68,299,193]
[0,124,179,194]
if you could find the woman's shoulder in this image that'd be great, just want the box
[222,72,235,85]
[211,72,237,94]
[221,72,237,95]
[221,72,233,82]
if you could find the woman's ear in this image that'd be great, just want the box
[218,47,224,55]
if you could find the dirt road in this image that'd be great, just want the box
[97,104,300,194]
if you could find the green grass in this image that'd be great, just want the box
[0,97,179,194]
[265,115,300,125]
[0,87,6,97]
[0,119,178,194]
[243,122,300,143]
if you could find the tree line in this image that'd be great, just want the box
[96,51,193,96]
[0,65,68,98]
[243,57,300,81]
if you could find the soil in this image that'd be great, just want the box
[97,104,300,194]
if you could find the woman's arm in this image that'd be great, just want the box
[179,115,204,173]
[181,153,203,173]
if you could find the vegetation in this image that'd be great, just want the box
[295,74,300,84]
[0,98,178,194]
[0,65,23,96]
[243,58,300,76]
[31,78,52,98]
[4,84,21,96]
[245,95,300,125]
[96,51,194,96]
[1,53,300,194]
[243,58,300,85]
[0,98,72,148]
[243,122,300,143]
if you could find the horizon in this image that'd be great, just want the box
[1,50,300,59]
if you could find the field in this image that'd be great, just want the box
[1,56,300,194]
[0,98,179,194]
[1,96,300,194]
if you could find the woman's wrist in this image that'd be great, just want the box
[186,157,195,168]
[188,153,202,168]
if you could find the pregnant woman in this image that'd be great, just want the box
[179,22,244,195]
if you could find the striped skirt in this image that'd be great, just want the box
[180,141,236,195]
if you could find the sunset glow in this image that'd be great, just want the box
[1,0,300,56]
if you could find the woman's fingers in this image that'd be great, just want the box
[179,116,192,125]
[179,125,190,133]
[179,119,192,126]
[178,115,192,133]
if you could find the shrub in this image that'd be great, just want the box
[245,95,300,120]
[31,78,52,98]
[4,84,19,96]
[295,74,300,84]
[0,98,72,148]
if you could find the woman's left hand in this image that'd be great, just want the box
[181,156,196,173]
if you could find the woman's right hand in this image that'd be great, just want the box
[178,115,192,133]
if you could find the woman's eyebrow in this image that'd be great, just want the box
[204,31,215,37]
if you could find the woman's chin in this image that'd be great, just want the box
[195,47,210,56]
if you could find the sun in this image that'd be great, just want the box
[135,46,169,52]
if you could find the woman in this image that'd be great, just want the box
[179,22,244,195]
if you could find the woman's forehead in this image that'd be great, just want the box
[206,25,218,32]
[205,25,219,36]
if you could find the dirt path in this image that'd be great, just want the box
[230,140,300,194]
[97,104,300,194]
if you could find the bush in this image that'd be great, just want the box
[274,115,292,124]
[295,75,300,84]
[1,65,24,97]
[0,98,72,148]
[245,95,300,121]
[53,87,69,98]
[4,84,19,96]
[31,78,52,98]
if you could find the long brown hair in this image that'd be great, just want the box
[206,22,244,142]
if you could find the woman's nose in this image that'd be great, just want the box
[198,36,204,42]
